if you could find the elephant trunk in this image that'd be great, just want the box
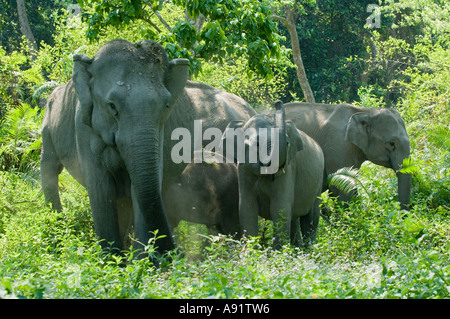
[118,127,175,254]
[397,172,412,210]
[274,100,288,169]
[392,140,412,210]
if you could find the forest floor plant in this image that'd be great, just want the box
[0,150,448,299]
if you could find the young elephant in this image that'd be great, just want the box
[116,155,240,247]
[223,101,325,248]
[162,157,240,237]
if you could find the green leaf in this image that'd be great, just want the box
[327,167,366,195]
[398,157,421,175]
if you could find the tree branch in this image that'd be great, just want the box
[270,14,289,27]
[139,15,162,33]
[155,11,172,31]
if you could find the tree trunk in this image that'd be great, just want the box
[16,0,37,59]
[184,1,205,33]
[272,8,315,103]
[284,8,315,103]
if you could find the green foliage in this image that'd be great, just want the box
[77,0,283,78]
[0,0,69,53]
[31,9,96,85]
[283,0,376,103]
[354,0,450,109]
[0,46,44,113]
[0,104,43,176]
[195,55,292,109]
[0,159,448,298]
[327,167,367,195]
[407,125,450,209]
[398,157,421,175]
[354,85,386,108]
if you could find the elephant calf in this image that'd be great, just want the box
[163,157,240,237]
[224,101,325,249]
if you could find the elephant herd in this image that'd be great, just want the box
[40,40,411,258]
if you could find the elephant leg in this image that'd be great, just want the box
[239,198,259,239]
[239,203,258,237]
[41,136,64,211]
[238,175,259,238]
[300,200,320,245]
[270,205,291,250]
[290,218,303,247]
[207,225,220,237]
[116,197,134,249]
[86,170,123,252]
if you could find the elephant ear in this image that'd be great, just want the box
[345,112,371,153]
[72,53,94,126]
[221,120,245,163]
[285,121,304,166]
[164,58,190,106]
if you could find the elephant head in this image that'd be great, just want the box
[345,108,411,209]
[224,101,303,175]
[72,40,190,251]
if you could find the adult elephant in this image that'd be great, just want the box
[41,39,255,257]
[273,102,411,210]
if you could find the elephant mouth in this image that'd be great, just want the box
[388,156,397,171]
[254,159,284,176]
[389,155,406,172]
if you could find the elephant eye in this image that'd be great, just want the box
[108,103,118,116]
[388,141,396,151]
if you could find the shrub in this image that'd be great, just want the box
[0,103,42,178]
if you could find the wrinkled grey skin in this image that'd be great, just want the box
[41,39,255,256]
[274,102,412,210]
[225,102,325,249]
[163,157,240,237]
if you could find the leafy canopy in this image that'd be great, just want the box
[77,0,284,78]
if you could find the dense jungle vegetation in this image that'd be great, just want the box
[0,0,449,299]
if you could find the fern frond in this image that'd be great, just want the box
[398,157,422,175]
[2,104,39,146]
[32,81,59,102]
[0,103,42,171]
[327,167,367,195]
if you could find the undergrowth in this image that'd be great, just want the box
[0,159,448,299]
